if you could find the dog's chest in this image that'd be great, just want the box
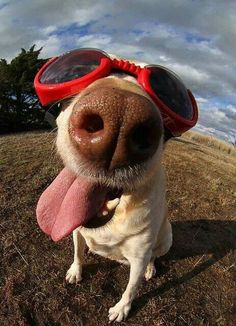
[79,194,157,261]
[80,230,125,260]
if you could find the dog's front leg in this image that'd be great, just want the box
[108,254,151,322]
[66,229,85,283]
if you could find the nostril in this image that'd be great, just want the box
[128,121,158,157]
[79,113,104,133]
[130,125,151,151]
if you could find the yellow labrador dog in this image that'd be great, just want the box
[37,58,172,322]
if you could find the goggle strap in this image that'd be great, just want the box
[112,58,142,76]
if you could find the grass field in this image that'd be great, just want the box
[0,131,235,325]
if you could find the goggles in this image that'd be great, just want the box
[34,48,198,136]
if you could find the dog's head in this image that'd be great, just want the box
[56,63,164,191]
[36,57,165,240]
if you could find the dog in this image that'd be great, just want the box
[37,56,173,322]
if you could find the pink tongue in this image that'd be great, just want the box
[36,168,107,241]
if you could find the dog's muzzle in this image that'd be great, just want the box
[69,86,163,171]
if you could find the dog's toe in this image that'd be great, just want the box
[66,263,82,284]
[108,301,131,322]
[145,262,156,280]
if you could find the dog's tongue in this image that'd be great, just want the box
[36,168,107,241]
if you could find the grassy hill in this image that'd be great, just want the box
[0,131,235,325]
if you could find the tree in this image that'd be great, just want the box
[0,45,48,133]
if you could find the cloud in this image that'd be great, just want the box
[0,0,235,142]
[196,97,209,104]
[35,34,61,58]
[221,105,236,120]
[195,103,236,142]
[76,34,112,48]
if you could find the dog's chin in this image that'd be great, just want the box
[63,152,156,191]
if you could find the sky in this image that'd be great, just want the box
[0,0,236,143]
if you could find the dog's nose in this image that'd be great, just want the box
[69,87,163,170]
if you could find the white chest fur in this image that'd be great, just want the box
[79,166,166,262]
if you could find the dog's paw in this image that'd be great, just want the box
[66,263,82,284]
[145,262,156,280]
[108,300,131,322]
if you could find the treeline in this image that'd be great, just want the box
[0,45,50,134]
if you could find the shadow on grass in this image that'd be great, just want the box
[130,219,236,316]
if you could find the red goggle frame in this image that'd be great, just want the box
[34,48,198,136]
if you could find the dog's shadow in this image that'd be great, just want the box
[130,219,236,315]
[82,219,235,314]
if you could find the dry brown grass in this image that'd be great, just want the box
[0,130,235,326]
[183,130,236,157]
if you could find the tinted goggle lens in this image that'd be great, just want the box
[40,49,108,84]
[148,66,193,120]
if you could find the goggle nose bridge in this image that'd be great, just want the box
[111,58,142,76]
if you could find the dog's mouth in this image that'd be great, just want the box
[85,187,122,228]
[36,168,123,241]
